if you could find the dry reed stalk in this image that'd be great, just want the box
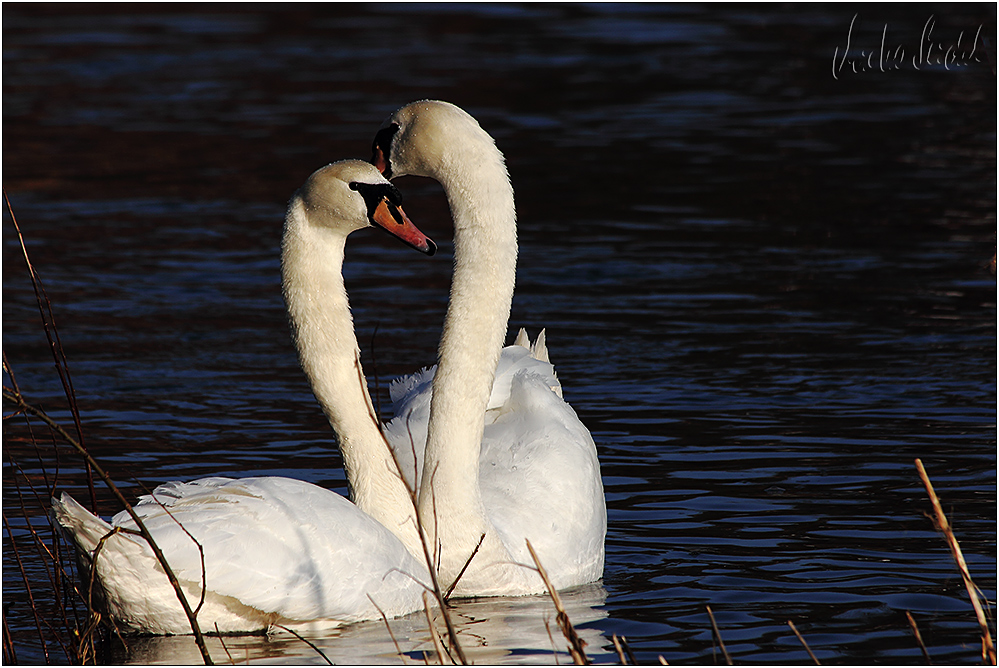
[87,530,123,630]
[611,633,628,664]
[7,456,75,610]
[422,593,450,665]
[658,655,669,665]
[3,512,59,663]
[370,595,409,664]
[542,617,561,665]
[5,198,209,662]
[705,605,732,665]
[444,533,485,601]
[214,624,235,664]
[525,539,589,665]
[6,466,101,662]
[5,458,82,661]
[5,190,97,512]
[787,620,820,664]
[619,634,637,664]
[273,624,333,665]
[3,610,16,665]
[3,389,214,665]
[611,634,637,664]
[915,458,996,665]
[5,198,99,662]
[132,480,209,616]
[905,611,932,664]
[364,382,468,665]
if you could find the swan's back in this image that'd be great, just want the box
[479,371,605,589]
[54,477,428,633]
[384,332,563,490]
[382,331,605,591]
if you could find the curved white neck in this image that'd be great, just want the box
[418,132,518,566]
[282,198,419,554]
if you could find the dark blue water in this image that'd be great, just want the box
[4,4,995,664]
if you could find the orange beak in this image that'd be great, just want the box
[370,198,436,256]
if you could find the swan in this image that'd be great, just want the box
[51,160,436,634]
[371,100,606,596]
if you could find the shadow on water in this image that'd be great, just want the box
[3,3,995,664]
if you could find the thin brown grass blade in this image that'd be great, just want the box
[214,624,235,665]
[787,620,820,664]
[370,594,408,664]
[3,608,17,665]
[3,513,56,663]
[273,624,333,665]
[131,479,209,616]
[372,413,467,665]
[5,190,97,511]
[915,458,996,665]
[543,616,561,665]
[444,533,485,602]
[705,605,732,665]
[423,592,450,665]
[525,539,589,665]
[612,633,628,664]
[619,634,637,664]
[3,389,214,665]
[5,462,78,661]
[905,611,932,665]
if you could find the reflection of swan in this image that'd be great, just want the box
[51,161,434,634]
[109,584,610,664]
[372,100,607,596]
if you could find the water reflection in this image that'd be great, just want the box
[3,3,994,665]
[110,585,609,665]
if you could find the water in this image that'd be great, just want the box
[3,4,995,664]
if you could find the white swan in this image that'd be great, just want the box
[371,100,606,596]
[51,160,435,634]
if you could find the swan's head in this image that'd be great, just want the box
[298,160,436,255]
[371,100,498,182]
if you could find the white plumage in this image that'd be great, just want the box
[53,99,609,635]
[372,100,606,596]
[52,161,433,634]
[53,478,427,634]
[384,334,563,490]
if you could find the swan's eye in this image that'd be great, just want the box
[385,182,403,206]
[350,182,403,206]
[350,182,406,223]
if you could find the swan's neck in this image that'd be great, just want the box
[418,135,518,568]
[282,199,419,554]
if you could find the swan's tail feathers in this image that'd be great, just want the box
[514,328,531,350]
[531,329,551,364]
[511,328,562,398]
[514,328,551,364]
[532,330,563,398]
[51,493,115,555]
